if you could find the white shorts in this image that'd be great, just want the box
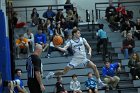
[67,57,90,68]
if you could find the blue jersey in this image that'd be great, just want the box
[102,63,119,77]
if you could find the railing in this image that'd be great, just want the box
[9,4,73,22]
[95,1,140,21]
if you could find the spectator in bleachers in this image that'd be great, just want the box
[46,19,54,40]
[14,69,28,93]
[55,22,64,38]
[38,19,47,33]
[122,33,135,59]
[34,28,48,51]
[12,12,18,28]
[128,52,140,80]
[134,18,140,40]
[73,7,79,27]
[105,3,116,22]
[116,3,123,13]
[96,24,108,60]
[85,72,98,93]
[70,74,82,93]
[31,8,39,26]
[24,29,34,52]
[102,60,121,90]
[64,0,73,13]
[45,37,65,58]
[26,44,45,93]
[55,76,68,93]
[56,9,64,22]
[66,10,75,29]
[43,6,56,23]
[16,34,29,58]
[121,19,134,37]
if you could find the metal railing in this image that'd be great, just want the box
[9,4,73,22]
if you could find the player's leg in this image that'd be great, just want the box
[86,61,106,87]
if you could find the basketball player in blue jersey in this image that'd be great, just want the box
[46,28,106,87]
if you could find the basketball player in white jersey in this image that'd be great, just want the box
[46,28,106,87]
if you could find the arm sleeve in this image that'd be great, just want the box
[34,34,37,43]
[82,38,88,45]
[43,11,47,18]
[77,81,81,90]
[113,62,119,69]
[128,60,132,68]
[66,41,71,47]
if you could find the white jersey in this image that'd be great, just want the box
[66,37,87,58]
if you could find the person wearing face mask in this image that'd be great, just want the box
[122,33,135,59]
[70,74,82,93]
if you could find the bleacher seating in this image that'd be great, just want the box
[14,19,140,93]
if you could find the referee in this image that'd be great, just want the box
[26,44,45,93]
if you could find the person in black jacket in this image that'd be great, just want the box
[122,33,135,59]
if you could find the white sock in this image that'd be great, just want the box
[98,78,102,83]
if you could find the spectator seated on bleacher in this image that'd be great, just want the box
[14,69,28,93]
[16,34,29,59]
[43,5,56,23]
[105,3,116,22]
[46,19,55,40]
[128,52,140,80]
[121,33,135,59]
[70,74,82,93]
[38,19,47,33]
[24,29,34,52]
[55,22,64,38]
[73,7,79,27]
[31,8,39,26]
[102,60,121,90]
[34,28,48,51]
[56,9,64,23]
[85,72,98,93]
[66,10,75,29]
[134,18,140,40]
[121,19,135,37]
[45,41,65,58]
[55,76,68,93]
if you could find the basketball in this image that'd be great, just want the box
[53,35,63,46]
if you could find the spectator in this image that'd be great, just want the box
[55,76,68,93]
[26,44,45,93]
[85,72,98,93]
[134,18,140,40]
[46,19,54,40]
[66,10,75,29]
[45,38,65,58]
[24,29,34,52]
[38,19,47,33]
[96,24,108,60]
[102,61,121,90]
[105,3,116,22]
[12,12,18,28]
[64,0,73,13]
[116,3,123,13]
[122,33,135,59]
[56,9,64,22]
[70,74,82,93]
[73,7,79,27]
[31,8,39,26]
[121,19,134,37]
[43,6,56,23]
[16,34,29,59]
[34,28,48,51]
[14,69,28,93]
[55,22,64,38]
[128,52,140,80]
